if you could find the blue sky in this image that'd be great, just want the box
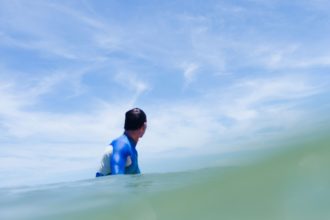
[0,0,330,187]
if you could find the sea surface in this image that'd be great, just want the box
[1,133,329,220]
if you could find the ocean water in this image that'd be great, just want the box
[1,134,329,220]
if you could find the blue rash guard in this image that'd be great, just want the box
[96,132,140,177]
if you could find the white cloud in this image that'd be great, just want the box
[0,81,22,116]
[291,56,330,68]
[0,66,91,112]
[0,1,119,61]
[140,74,325,157]
[0,97,124,143]
[0,17,76,60]
[0,66,122,142]
[234,76,322,104]
[251,44,330,70]
[114,71,150,105]
[182,62,199,86]
[253,44,300,69]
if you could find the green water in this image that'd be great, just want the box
[1,134,329,220]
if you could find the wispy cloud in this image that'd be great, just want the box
[181,62,200,87]
[114,71,150,106]
[0,1,119,61]
[0,85,120,142]
[141,74,326,156]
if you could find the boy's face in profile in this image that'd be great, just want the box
[139,122,147,138]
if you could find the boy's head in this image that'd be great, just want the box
[124,108,147,131]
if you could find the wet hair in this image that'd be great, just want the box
[124,108,147,130]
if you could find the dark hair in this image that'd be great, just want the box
[124,108,147,130]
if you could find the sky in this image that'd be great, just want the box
[0,0,330,187]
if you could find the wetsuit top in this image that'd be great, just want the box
[110,132,140,175]
[96,132,140,177]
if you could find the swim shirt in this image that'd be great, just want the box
[96,132,140,177]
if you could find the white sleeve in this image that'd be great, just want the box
[97,146,113,176]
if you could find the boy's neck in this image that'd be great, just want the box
[124,130,139,143]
